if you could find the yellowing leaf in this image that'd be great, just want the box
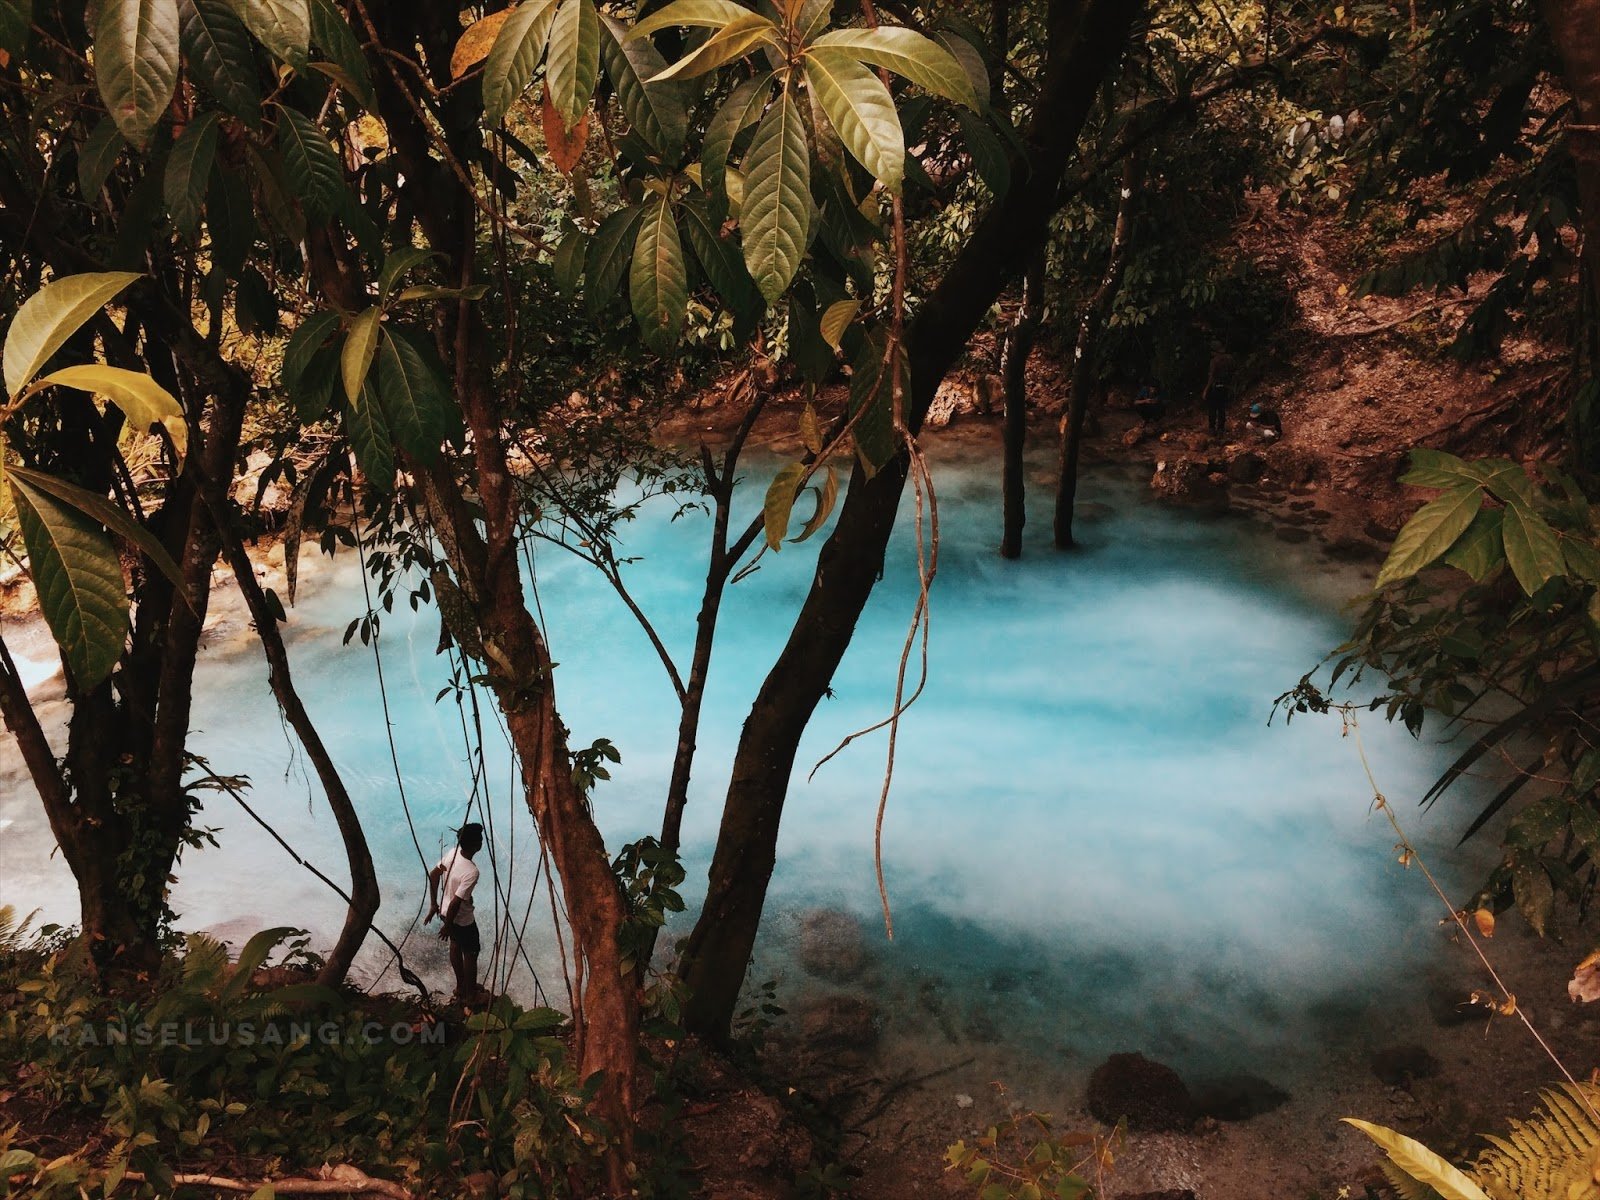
[451,7,512,78]
[342,306,381,408]
[763,462,806,551]
[1342,1119,1491,1200]
[1474,908,1496,938]
[819,298,861,351]
[3,272,141,397]
[39,365,187,462]
[541,81,591,172]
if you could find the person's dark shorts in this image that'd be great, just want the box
[445,919,480,955]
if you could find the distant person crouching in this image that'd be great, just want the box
[1132,383,1166,423]
[1245,402,1283,442]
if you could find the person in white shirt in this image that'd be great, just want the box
[426,822,484,1003]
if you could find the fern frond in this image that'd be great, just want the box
[1473,1083,1600,1200]
[1383,1159,1446,1200]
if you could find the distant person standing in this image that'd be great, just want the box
[427,822,484,1004]
[1203,344,1235,437]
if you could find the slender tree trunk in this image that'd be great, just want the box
[1541,1,1600,369]
[1054,152,1142,548]
[1000,254,1046,559]
[678,0,1145,1041]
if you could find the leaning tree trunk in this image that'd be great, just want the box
[1054,151,1141,548]
[1000,254,1046,559]
[677,0,1145,1041]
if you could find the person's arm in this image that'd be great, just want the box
[426,862,444,922]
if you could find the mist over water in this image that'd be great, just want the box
[0,448,1489,1083]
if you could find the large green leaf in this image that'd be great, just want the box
[180,0,261,120]
[95,0,182,145]
[344,381,394,487]
[803,48,903,192]
[77,118,125,201]
[227,0,308,68]
[679,197,760,328]
[342,306,381,407]
[7,466,188,598]
[308,0,372,107]
[954,108,1009,196]
[629,195,688,353]
[599,14,688,161]
[740,89,809,304]
[1399,447,1475,490]
[164,110,219,239]
[1442,506,1504,581]
[0,0,29,57]
[274,103,341,224]
[629,0,761,39]
[3,272,140,397]
[545,0,600,129]
[650,13,778,81]
[811,25,979,109]
[702,72,772,214]
[553,225,588,295]
[585,203,647,316]
[206,163,255,271]
[481,0,561,124]
[293,344,339,422]
[281,309,340,395]
[374,328,450,462]
[11,475,129,689]
[934,24,989,110]
[40,365,188,461]
[1501,500,1565,597]
[1341,1120,1490,1200]
[1373,485,1483,590]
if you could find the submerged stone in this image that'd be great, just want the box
[1086,1052,1193,1132]
[796,909,867,983]
[1190,1073,1291,1121]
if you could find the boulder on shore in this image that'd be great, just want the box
[1086,1052,1194,1132]
[796,909,867,983]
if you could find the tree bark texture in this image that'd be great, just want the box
[677,0,1146,1041]
[1055,151,1142,548]
[1000,253,1046,559]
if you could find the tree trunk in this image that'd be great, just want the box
[678,0,1145,1041]
[1054,152,1142,548]
[1541,0,1600,323]
[999,254,1046,559]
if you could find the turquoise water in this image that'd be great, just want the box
[0,449,1487,1080]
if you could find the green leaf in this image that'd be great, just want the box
[220,926,297,1000]
[77,117,125,201]
[274,103,342,224]
[679,197,760,328]
[378,247,440,302]
[819,297,860,351]
[629,0,761,40]
[0,0,29,57]
[803,48,903,192]
[553,225,589,295]
[308,0,372,107]
[849,329,900,475]
[599,14,688,162]
[344,381,394,487]
[481,0,561,125]
[585,203,647,316]
[1501,501,1566,597]
[39,365,188,461]
[227,0,308,68]
[1441,506,1504,581]
[740,88,809,304]
[934,25,989,110]
[1340,1120,1490,1200]
[164,110,219,239]
[1373,485,1482,590]
[702,72,772,213]
[763,462,806,551]
[282,309,340,395]
[180,0,262,121]
[206,163,255,271]
[649,13,778,82]
[1564,536,1600,584]
[810,26,979,109]
[545,0,600,128]
[393,284,488,303]
[954,108,1009,197]
[630,194,688,353]
[11,474,129,689]
[8,466,189,598]
[1400,447,1474,489]
[3,271,141,397]
[374,328,450,462]
[293,345,339,421]
[94,0,182,145]
[342,306,381,407]
[1512,855,1555,936]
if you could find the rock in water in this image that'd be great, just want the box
[1086,1052,1194,1132]
[1370,1044,1441,1086]
[797,993,880,1052]
[796,909,867,983]
[1190,1074,1290,1121]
